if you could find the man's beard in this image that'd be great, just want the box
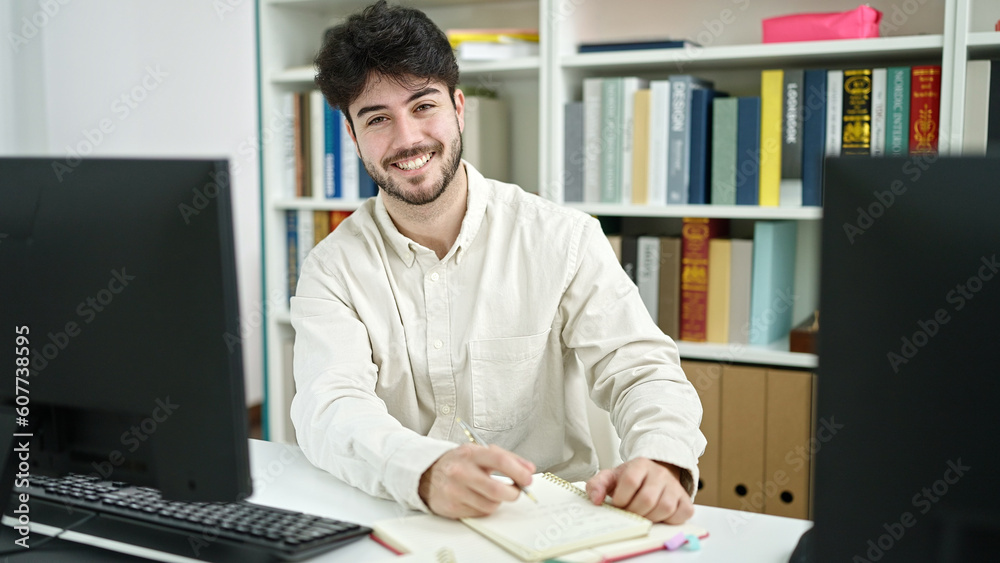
[360,132,463,206]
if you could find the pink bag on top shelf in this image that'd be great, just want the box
[762,5,882,43]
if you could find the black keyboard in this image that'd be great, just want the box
[7,473,371,562]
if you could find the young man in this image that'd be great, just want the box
[292,0,705,524]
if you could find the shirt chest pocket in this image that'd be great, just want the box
[468,328,551,432]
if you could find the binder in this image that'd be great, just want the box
[682,360,722,507]
[718,365,767,512]
[764,369,813,519]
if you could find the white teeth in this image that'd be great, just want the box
[395,153,431,171]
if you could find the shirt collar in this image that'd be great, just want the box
[372,160,488,268]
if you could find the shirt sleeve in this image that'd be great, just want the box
[558,218,707,496]
[289,252,457,512]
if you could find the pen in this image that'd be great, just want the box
[456,418,537,503]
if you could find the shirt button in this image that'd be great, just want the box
[430,272,440,282]
[440,405,451,415]
[433,339,443,349]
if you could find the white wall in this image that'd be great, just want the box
[2,1,263,406]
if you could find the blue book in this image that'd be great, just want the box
[688,89,723,204]
[801,70,828,207]
[358,158,377,198]
[578,39,695,53]
[285,210,298,302]
[735,97,761,206]
[323,102,337,198]
[331,108,344,199]
[749,221,797,346]
[667,75,714,205]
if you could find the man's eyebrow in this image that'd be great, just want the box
[354,87,443,121]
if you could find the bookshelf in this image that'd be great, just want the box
[257,0,985,442]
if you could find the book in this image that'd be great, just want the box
[339,110,359,200]
[457,40,539,60]
[869,68,887,157]
[582,78,604,203]
[825,70,844,157]
[578,39,696,53]
[313,210,330,247]
[748,221,797,347]
[600,77,624,203]
[564,101,585,202]
[779,69,804,207]
[657,237,682,338]
[705,238,732,343]
[886,66,911,156]
[293,92,311,197]
[667,76,714,204]
[620,235,638,284]
[446,28,539,46]
[688,88,721,205]
[309,91,327,200]
[636,236,661,323]
[800,69,827,207]
[647,80,672,205]
[711,97,739,205]
[620,77,650,204]
[459,473,652,560]
[630,90,651,205]
[463,95,509,182]
[735,97,761,206]
[680,218,729,342]
[286,210,298,301]
[372,481,707,563]
[909,65,941,155]
[841,68,873,155]
[280,93,297,199]
[758,69,783,207]
[323,96,338,198]
[962,60,991,155]
[728,238,754,345]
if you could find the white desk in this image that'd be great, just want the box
[246,439,812,562]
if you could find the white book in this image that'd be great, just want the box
[964,60,992,155]
[636,236,661,322]
[619,77,649,205]
[339,111,360,200]
[870,68,887,157]
[457,41,539,61]
[825,70,844,157]
[583,78,604,203]
[281,93,296,199]
[647,80,671,205]
[309,91,327,200]
[296,209,315,271]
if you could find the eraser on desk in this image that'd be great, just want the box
[664,532,687,551]
[684,534,701,551]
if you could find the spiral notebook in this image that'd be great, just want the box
[372,473,708,562]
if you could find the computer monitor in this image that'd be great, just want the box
[0,157,251,506]
[812,156,1000,561]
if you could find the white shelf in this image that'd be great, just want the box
[676,341,817,369]
[273,58,540,85]
[273,198,365,211]
[565,203,821,220]
[967,31,1000,57]
[561,35,945,71]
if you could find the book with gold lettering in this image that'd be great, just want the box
[909,65,941,155]
[371,473,708,562]
[680,218,729,341]
[841,68,873,155]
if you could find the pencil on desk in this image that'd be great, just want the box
[456,418,538,503]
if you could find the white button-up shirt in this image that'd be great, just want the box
[290,162,705,512]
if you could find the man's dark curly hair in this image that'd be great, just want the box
[314,0,460,131]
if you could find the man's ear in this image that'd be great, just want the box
[453,88,466,134]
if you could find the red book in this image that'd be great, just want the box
[680,218,729,342]
[909,65,941,155]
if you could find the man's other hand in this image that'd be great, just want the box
[418,443,535,518]
[585,458,694,524]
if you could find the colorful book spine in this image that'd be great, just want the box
[705,238,732,343]
[735,97,761,206]
[909,65,941,155]
[668,76,714,204]
[310,91,328,200]
[841,68,873,155]
[688,88,720,205]
[800,70,827,207]
[323,97,338,198]
[779,69,804,207]
[886,66,911,156]
[758,69,783,206]
[680,218,729,342]
[711,97,738,205]
[620,77,648,204]
[870,68,887,157]
[631,90,652,205]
